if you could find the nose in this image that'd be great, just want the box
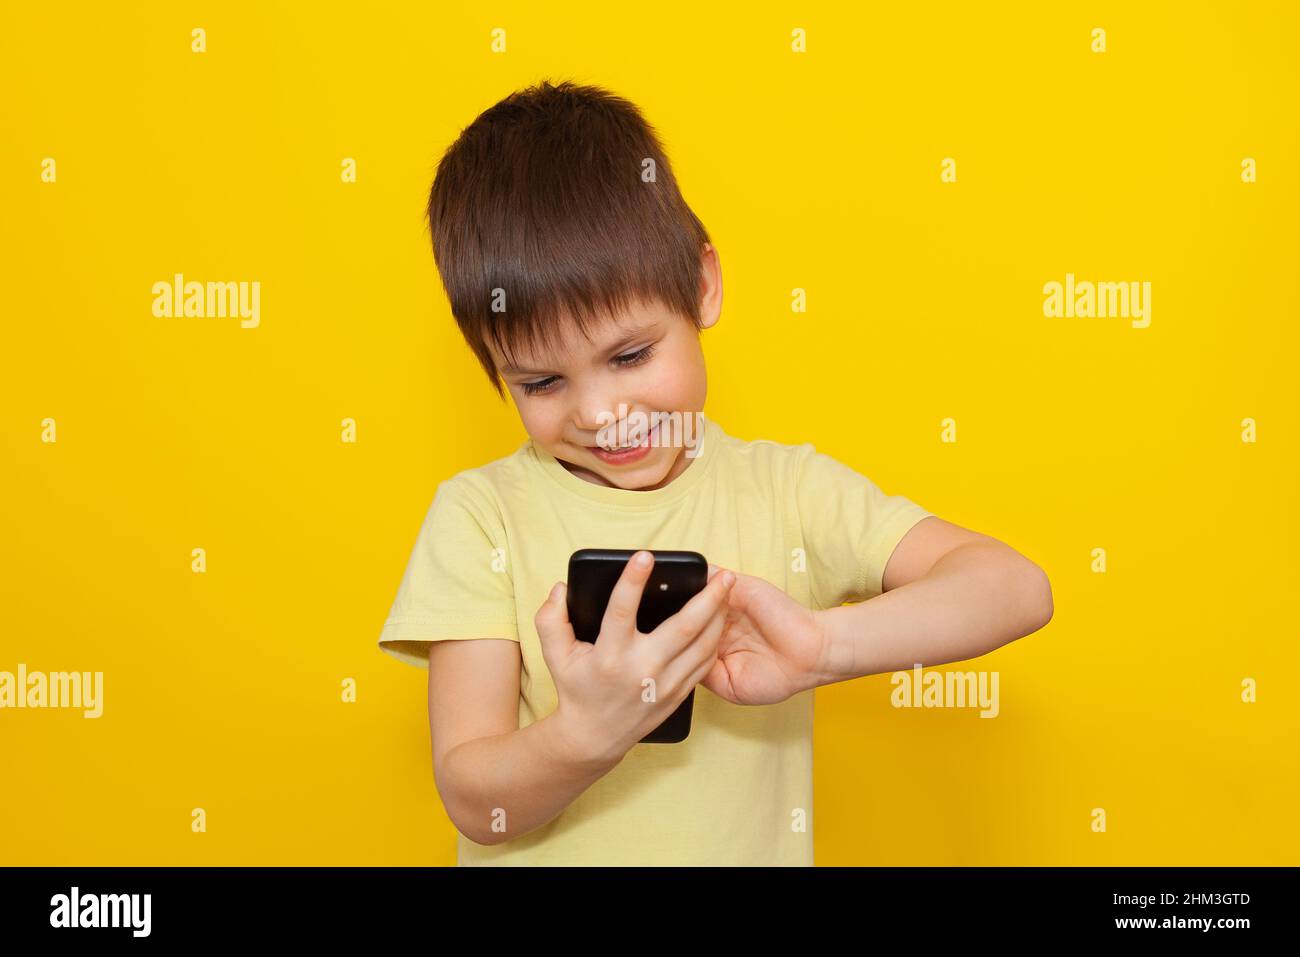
[570,377,626,441]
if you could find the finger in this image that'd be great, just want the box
[660,598,732,704]
[683,628,726,694]
[650,567,736,656]
[663,597,729,678]
[600,550,656,647]
[535,581,579,668]
[698,655,736,703]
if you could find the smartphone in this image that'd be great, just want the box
[565,548,708,743]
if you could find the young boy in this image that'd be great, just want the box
[378,79,1053,866]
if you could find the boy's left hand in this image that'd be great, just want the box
[699,565,828,705]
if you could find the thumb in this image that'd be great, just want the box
[534,581,578,667]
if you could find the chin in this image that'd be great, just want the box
[601,461,668,489]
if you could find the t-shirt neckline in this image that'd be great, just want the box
[528,414,719,509]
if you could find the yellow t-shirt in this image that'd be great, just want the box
[378,414,932,865]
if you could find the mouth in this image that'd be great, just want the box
[587,421,659,465]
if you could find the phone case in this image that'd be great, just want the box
[565,549,708,743]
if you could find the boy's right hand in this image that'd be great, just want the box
[534,551,736,767]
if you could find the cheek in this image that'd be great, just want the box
[651,352,706,406]
[515,403,542,433]
[518,402,561,440]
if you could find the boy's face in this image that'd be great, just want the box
[487,245,722,492]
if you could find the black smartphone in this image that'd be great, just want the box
[565,548,708,743]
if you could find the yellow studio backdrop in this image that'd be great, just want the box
[2,2,1297,866]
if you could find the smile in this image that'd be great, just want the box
[588,422,659,464]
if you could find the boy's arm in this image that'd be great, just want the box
[428,638,621,847]
[813,516,1053,684]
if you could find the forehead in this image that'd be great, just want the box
[493,311,663,374]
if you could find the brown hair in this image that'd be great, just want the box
[426,78,712,398]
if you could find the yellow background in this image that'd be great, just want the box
[2,1,1296,865]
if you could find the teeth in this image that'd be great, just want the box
[598,429,651,451]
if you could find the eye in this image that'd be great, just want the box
[518,344,656,397]
[615,344,656,367]
[521,376,559,396]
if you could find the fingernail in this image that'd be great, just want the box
[636,551,652,568]
[549,582,563,601]
[722,571,735,587]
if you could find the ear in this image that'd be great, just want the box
[698,242,723,329]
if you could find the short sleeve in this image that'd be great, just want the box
[793,446,933,608]
[378,476,519,668]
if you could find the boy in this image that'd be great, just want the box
[379,79,1053,866]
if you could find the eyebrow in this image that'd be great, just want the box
[499,321,659,376]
